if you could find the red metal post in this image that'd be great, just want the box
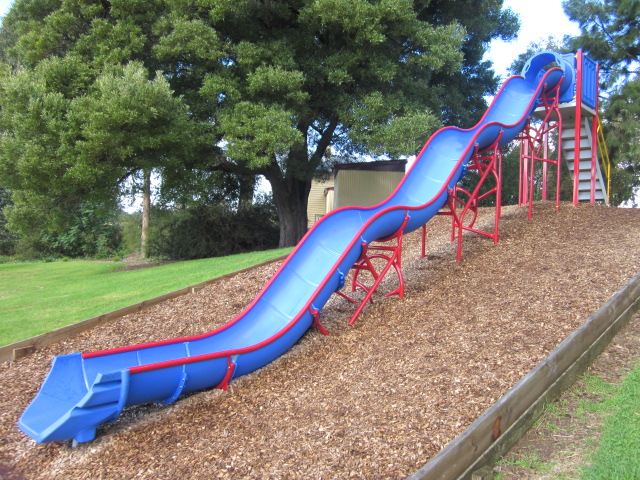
[518,132,529,207]
[528,130,535,220]
[573,50,583,206]
[309,307,329,335]
[542,129,548,201]
[555,111,563,210]
[495,147,503,242]
[590,62,600,204]
[215,357,237,391]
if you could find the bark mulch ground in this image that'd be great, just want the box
[1,202,639,479]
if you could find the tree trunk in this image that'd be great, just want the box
[266,168,311,248]
[140,169,151,259]
[262,122,337,247]
[238,173,256,209]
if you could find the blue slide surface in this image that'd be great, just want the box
[19,52,575,444]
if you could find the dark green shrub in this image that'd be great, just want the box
[0,187,18,256]
[42,203,122,258]
[149,198,279,260]
[10,201,123,259]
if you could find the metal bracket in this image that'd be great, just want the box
[215,356,237,391]
[309,306,329,335]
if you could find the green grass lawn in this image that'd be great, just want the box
[581,364,640,479]
[0,248,291,346]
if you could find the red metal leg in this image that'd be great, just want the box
[339,215,409,325]
[215,356,237,391]
[309,307,329,336]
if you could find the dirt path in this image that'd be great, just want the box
[1,202,639,479]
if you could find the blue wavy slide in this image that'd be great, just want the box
[19,52,575,444]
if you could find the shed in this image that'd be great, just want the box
[306,179,334,229]
[333,160,406,209]
[306,159,407,228]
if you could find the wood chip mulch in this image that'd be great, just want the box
[1,202,639,480]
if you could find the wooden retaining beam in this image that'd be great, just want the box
[408,271,640,480]
[0,255,288,363]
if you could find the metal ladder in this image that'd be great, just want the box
[561,117,609,204]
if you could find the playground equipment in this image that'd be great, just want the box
[430,49,610,262]
[519,49,610,216]
[19,50,606,445]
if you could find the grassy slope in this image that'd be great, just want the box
[0,248,291,346]
[581,364,640,479]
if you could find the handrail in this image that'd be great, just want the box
[595,115,612,204]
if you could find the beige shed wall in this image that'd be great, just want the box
[307,179,334,229]
[334,170,404,209]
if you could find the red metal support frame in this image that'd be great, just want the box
[518,137,528,208]
[590,61,600,204]
[518,79,563,219]
[589,116,597,203]
[542,128,549,201]
[339,214,410,325]
[425,131,503,262]
[573,49,583,206]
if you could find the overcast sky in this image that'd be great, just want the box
[0,0,11,20]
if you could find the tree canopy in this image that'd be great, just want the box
[563,0,639,86]
[0,0,519,251]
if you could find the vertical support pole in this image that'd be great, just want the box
[589,116,597,204]
[542,129,549,201]
[555,111,563,210]
[449,192,457,242]
[518,137,524,207]
[528,131,535,220]
[590,61,601,204]
[573,49,583,206]
[494,147,503,244]
[522,135,529,206]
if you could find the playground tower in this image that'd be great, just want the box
[520,50,610,210]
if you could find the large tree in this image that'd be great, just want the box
[185,0,518,245]
[0,1,213,256]
[563,0,639,86]
[0,187,18,256]
[0,0,519,249]
[0,57,206,256]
